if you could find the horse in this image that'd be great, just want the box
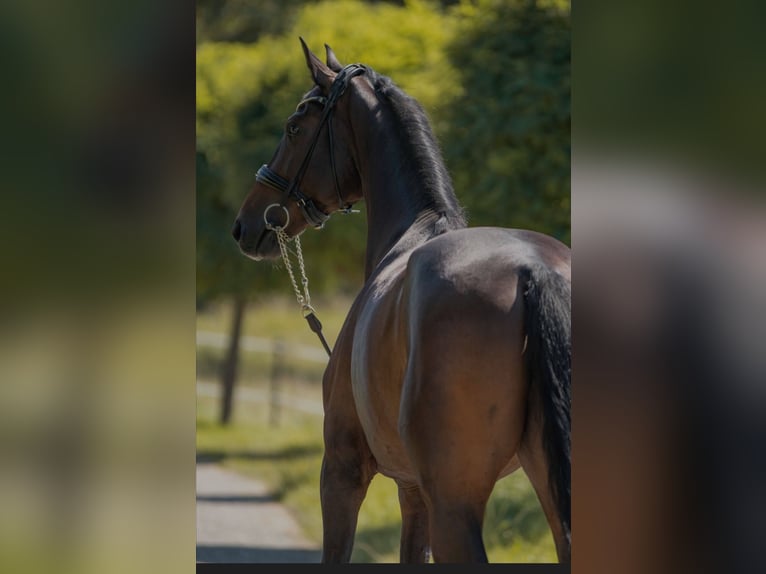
[232,39,571,563]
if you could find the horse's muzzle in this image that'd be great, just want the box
[232,217,280,261]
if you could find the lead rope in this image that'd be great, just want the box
[273,227,333,358]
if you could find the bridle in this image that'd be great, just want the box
[253,63,367,358]
[255,63,367,229]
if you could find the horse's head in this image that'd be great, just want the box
[232,39,365,260]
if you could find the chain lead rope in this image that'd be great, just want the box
[274,228,333,358]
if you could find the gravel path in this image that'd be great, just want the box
[196,463,321,563]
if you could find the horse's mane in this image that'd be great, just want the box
[366,69,467,229]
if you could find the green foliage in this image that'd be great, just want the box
[196,0,307,43]
[442,0,571,244]
[196,151,283,302]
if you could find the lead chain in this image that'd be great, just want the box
[274,227,314,315]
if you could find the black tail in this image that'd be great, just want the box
[521,265,571,541]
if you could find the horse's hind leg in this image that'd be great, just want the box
[518,416,571,562]
[425,489,491,562]
[403,421,506,562]
[320,414,376,562]
[398,484,430,563]
[399,358,525,562]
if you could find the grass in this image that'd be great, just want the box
[197,298,558,563]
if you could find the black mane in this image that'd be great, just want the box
[366,69,466,229]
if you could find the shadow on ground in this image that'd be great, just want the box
[197,545,321,563]
[196,444,322,464]
[196,494,276,504]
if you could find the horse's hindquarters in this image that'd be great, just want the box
[397,261,530,489]
[396,228,570,562]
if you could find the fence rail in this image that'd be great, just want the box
[197,330,326,425]
[196,330,328,363]
[196,381,323,416]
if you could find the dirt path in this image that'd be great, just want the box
[196,463,321,563]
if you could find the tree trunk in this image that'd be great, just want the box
[219,295,246,425]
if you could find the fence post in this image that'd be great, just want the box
[219,296,246,425]
[269,339,286,427]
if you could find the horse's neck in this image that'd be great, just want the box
[357,123,444,279]
[361,180,429,278]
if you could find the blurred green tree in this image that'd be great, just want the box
[196,0,306,43]
[441,0,571,244]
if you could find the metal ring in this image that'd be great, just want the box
[263,203,290,231]
[301,304,315,318]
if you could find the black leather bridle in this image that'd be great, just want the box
[255,64,367,229]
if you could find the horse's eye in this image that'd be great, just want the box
[287,123,300,137]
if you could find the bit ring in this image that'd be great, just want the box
[263,203,290,231]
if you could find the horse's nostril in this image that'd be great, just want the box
[232,219,243,242]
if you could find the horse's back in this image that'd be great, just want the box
[401,226,569,365]
[401,227,568,328]
[407,227,570,288]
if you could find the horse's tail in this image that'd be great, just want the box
[521,265,571,540]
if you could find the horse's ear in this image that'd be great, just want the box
[300,37,334,92]
[324,43,343,73]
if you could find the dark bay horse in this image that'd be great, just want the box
[232,40,571,563]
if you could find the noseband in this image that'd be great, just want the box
[255,63,367,229]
